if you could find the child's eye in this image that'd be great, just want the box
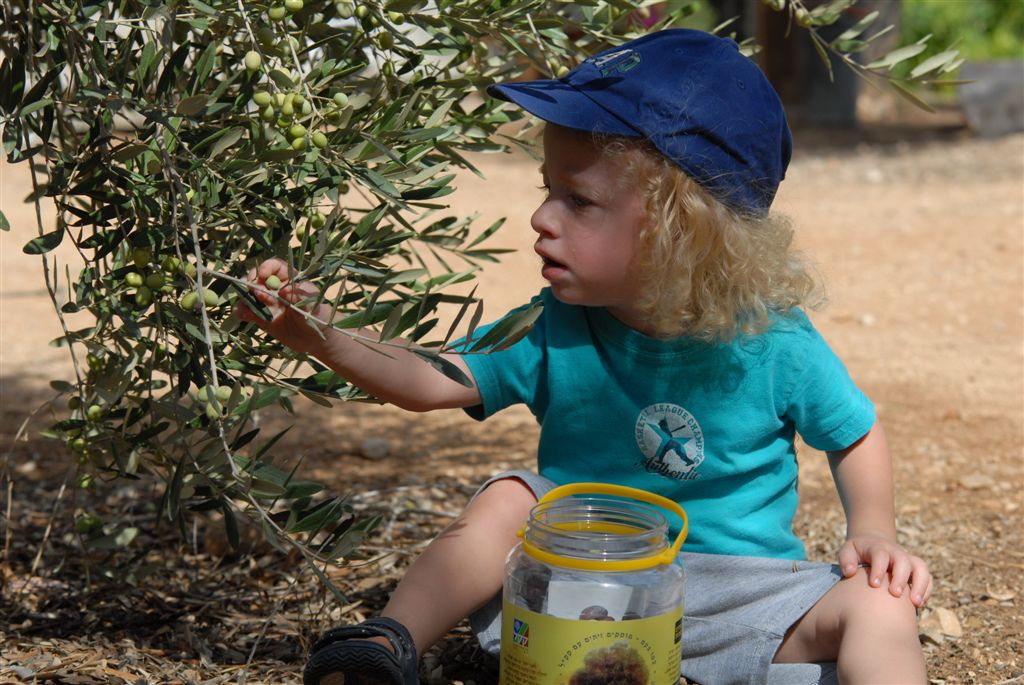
[536,183,591,209]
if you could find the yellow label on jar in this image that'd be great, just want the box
[499,600,683,685]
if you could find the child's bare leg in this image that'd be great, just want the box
[376,477,537,653]
[774,567,926,684]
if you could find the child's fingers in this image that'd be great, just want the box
[867,547,891,588]
[250,284,280,307]
[887,554,913,598]
[909,578,930,608]
[909,557,933,607]
[242,262,278,306]
[279,280,321,307]
[233,301,267,328]
[234,301,253,322]
[837,541,860,577]
[258,257,290,281]
[920,576,934,606]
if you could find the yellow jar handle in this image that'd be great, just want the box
[522,482,688,570]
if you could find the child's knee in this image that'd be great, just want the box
[466,477,538,523]
[776,568,920,664]
[837,568,919,630]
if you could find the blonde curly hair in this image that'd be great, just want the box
[602,135,822,342]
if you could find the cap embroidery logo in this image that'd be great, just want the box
[590,48,642,77]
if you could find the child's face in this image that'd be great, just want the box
[532,125,648,328]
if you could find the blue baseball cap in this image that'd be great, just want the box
[488,29,792,215]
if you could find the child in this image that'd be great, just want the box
[236,29,932,685]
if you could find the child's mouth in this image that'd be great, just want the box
[541,258,567,280]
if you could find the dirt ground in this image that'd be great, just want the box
[1,101,1022,684]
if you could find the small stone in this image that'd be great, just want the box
[939,408,963,422]
[360,437,390,460]
[421,653,439,672]
[919,609,943,642]
[919,625,945,646]
[958,473,995,490]
[936,607,963,638]
[857,313,876,327]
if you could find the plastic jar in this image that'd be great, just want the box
[499,483,687,685]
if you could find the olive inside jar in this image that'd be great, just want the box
[500,483,687,685]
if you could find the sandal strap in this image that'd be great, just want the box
[311,618,415,658]
[363,617,416,659]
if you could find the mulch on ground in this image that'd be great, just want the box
[2,396,1021,685]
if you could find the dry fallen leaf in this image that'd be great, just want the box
[919,608,964,643]
[984,586,1017,602]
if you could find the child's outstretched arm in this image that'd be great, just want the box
[827,423,933,608]
[234,257,482,412]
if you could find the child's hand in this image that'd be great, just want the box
[233,259,480,411]
[234,258,330,354]
[838,533,933,608]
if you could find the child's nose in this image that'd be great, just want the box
[530,201,557,238]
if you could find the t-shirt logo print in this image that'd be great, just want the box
[634,404,705,480]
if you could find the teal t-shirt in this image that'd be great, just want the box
[460,289,876,560]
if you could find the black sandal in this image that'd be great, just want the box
[303,617,419,685]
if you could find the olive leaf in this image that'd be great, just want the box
[23,227,64,254]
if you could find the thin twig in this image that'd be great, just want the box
[239,570,305,684]
[404,507,459,518]
[152,127,333,584]
[206,267,473,358]
[30,475,70,576]
[155,134,240,479]
[968,556,1024,571]
[358,540,431,556]
[235,0,260,49]
[2,476,13,568]
[993,675,1024,685]
[1,398,65,570]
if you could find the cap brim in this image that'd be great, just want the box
[488,80,638,137]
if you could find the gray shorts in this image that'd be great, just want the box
[468,470,841,685]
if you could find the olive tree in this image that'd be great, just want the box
[0,0,958,585]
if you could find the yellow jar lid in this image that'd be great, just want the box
[519,482,688,572]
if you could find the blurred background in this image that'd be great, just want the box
[2,2,1021,683]
[680,0,1023,133]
